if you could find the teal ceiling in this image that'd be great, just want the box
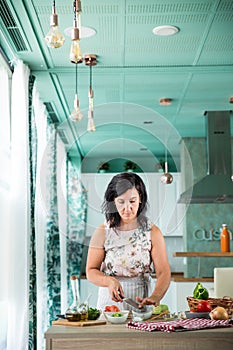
[0,0,233,170]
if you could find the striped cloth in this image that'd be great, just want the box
[127,318,233,333]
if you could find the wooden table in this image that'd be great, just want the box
[45,323,233,350]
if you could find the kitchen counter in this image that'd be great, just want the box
[45,323,233,350]
[81,272,214,282]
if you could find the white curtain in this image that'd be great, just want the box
[56,136,68,314]
[7,61,30,350]
[33,88,49,350]
[33,89,68,349]
[0,64,11,350]
[3,60,69,350]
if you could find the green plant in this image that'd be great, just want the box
[124,160,137,171]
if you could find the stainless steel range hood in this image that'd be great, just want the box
[178,110,233,204]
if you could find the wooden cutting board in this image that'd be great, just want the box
[145,310,170,322]
[52,319,106,327]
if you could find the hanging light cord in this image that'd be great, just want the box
[52,0,56,14]
[73,0,77,21]
[89,65,92,92]
[75,63,78,95]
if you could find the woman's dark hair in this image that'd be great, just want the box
[102,172,148,228]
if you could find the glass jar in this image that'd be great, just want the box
[78,301,89,321]
[65,275,81,321]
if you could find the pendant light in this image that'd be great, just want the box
[69,0,83,64]
[85,54,97,132]
[161,147,173,184]
[44,0,65,49]
[69,62,83,121]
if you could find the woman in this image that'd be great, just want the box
[86,172,171,310]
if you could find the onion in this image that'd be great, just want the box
[209,306,228,320]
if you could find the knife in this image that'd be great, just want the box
[122,297,147,312]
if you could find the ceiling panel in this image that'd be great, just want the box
[0,0,233,171]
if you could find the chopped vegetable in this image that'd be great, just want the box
[88,307,101,320]
[152,304,169,315]
[104,305,120,312]
[193,282,209,300]
[111,312,124,317]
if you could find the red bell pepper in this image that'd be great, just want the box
[197,300,211,312]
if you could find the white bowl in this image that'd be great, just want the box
[103,310,129,324]
[132,305,153,321]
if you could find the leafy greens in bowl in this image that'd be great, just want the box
[88,307,101,320]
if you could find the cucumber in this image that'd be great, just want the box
[111,312,124,317]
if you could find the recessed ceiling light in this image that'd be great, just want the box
[64,26,96,38]
[152,25,179,36]
[160,98,172,106]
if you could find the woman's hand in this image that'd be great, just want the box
[106,276,125,302]
[136,295,160,308]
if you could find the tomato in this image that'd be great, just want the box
[197,300,211,312]
[104,305,120,312]
[104,306,112,312]
[109,305,120,312]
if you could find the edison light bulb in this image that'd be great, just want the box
[70,39,83,64]
[87,88,95,131]
[87,112,96,132]
[45,26,65,48]
[88,88,94,110]
[87,118,96,132]
[70,107,83,122]
[70,94,83,121]
[44,10,65,49]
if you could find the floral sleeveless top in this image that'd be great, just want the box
[101,219,152,277]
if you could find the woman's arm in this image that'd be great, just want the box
[137,224,171,307]
[86,224,124,302]
[86,224,107,285]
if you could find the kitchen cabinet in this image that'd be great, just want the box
[80,173,112,237]
[80,279,99,307]
[157,280,213,314]
[159,173,184,236]
[81,173,184,237]
[170,281,214,313]
[171,278,217,312]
